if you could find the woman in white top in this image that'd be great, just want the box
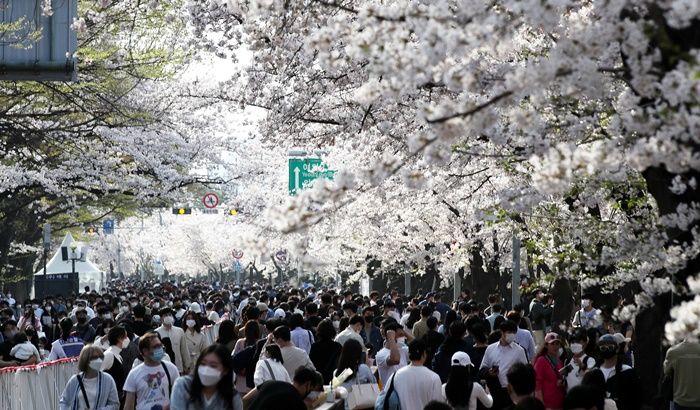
[442,351,493,410]
[253,344,291,386]
[333,339,377,410]
[59,345,120,410]
[183,313,208,362]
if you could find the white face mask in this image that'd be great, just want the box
[186,320,196,328]
[163,316,174,326]
[89,358,103,371]
[153,303,160,308]
[121,338,130,349]
[197,366,223,386]
[505,333,516,344]
[119,306,129,313]
[570,343,584,355]
[332,321,340,329]
[581,299,591,308]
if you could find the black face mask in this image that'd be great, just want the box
[365,315,374,323]
[77,317,87,324]
[599,346,617,359]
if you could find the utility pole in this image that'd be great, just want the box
[512,236,521,308]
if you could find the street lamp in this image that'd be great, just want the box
[69,243,82,294]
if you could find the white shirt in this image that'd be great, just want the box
[261,344,315,378]
[375,343,409,387]
[335,327,365,351]
[79,374,99,410]
[442,382,493,410]
[600,364,632,381]
[479,341,528,387]
[392,365,443,410]
[291,327,315,354]
[254,358,292,386]
[123,361,179,410]
[565,354,597,391]
[101,345,123,371]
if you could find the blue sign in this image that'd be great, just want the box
[0,0,78,81]
[103,219,114,234]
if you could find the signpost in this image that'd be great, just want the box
[103,219,114,234]
[288,157,335,195]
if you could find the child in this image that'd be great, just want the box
[10,333,41,363]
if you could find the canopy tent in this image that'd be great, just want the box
[33,232,104,293]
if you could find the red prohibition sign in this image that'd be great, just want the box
[202,192,219,209]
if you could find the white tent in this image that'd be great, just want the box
[34,232,104,293]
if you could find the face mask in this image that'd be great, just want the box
[153,303,160,308]
[119,306,128,313]
[89,358,103,371]
[581,299,591,308]
[77,317,87,324]
[103,314,112,320]
[46,306,52,312]
[197,365,223,386]
[332,321,340,329]
[600,347,617,359]
[152,347,165,362]
[365,315,374,323]
[167,301,173,307]
[186,320,196,328]
[163,316,174,326]
[130,302,137,308]
[570,343,583,355]
[505,333,516,344]
[121,338,130,349]
[32,304,39,310]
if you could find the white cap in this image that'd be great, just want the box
[612,333,631,344]
[189,302,202,314]
[451,351,472,367]
[274,308,286,318]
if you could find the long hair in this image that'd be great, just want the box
[265,344,284,364]
[336,339,363,378]
[406,308,421,329]
[216,320,236,345]
[243,320,260,347]
[445,365,474,408]
[190,344,237,408]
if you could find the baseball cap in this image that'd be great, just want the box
[273,308,286,318]
[612,333,631,344]
[599,334,617,344]
[544,332,561,344]
[189,302,202,314]
[451,351,472,367]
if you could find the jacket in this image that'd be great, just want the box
[59,371,120,410]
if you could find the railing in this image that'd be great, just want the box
[0,321,225,410]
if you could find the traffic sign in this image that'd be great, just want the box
[288,157,336,195]
[232,249,244,259]
[103,219,114,234]
[202,192,219,209]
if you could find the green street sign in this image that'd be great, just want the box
[288,157,335,195]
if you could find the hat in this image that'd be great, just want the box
[544,332,561,344]
[189,302,202,314]
[451,351,472,367]
[612,333,631,344]
[273,308,286,318]
[257,302,269,312]
[599,334,617,344]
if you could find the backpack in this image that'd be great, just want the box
[375,373,401,410]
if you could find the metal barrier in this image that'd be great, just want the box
[0,322,224,410]
[0,357,79,410]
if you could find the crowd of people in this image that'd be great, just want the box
[0,280,698,410]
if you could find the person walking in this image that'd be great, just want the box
[59,345,120,410]
[479,320,528,409]
[442,351,493,410]
[597,334,641,410]
[183,312,208,364]
[100,326,130,407]
[309,319,342,384]
[533,332,565,410]
[390,339,443,410]
[170,344,243,410]
[155,308,192,374]
[48,318,85,360]
[123,332,180,410]
[664,339,700,410]
[254,344,291,385]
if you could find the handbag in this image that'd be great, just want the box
[347,382,380,410]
